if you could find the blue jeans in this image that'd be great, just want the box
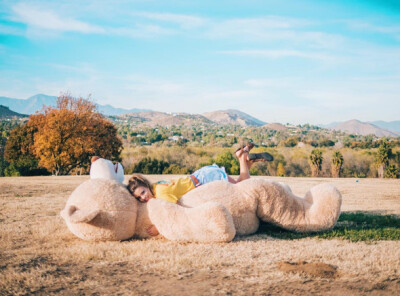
[190,164,228,187]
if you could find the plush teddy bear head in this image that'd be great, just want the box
[61,158,138,241]
[60,178,138,241]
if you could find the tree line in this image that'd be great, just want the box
[0,95,399,178]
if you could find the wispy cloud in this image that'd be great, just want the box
[122,75,186,94]
[132,11,206,29]
[204,17,344,49]
[11,3,104,34]
[109,24,177,38]
[0,23,25,36]
[208,16,308,33]
[9,3,176,38]
[219,49,334,61]
[345,20,400,35]
[6,2,345,49]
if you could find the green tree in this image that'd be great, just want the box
[384,164,398,178]
[309,149,323,177]
[214,151,239,175]
[0,134,7,176]
[281,137,298,147]
[163,164,190,174]
[132,157,170,174]
[4,123,49,176]
[375,140,392,178]
[331,151,344,178]
[277,162,286,177]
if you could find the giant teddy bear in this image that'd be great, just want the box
[60,158,342,242]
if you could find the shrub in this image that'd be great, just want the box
[213,151,239,175]
[132,157,170,174]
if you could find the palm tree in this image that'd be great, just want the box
[331,151,344,178]
[375,140,392,178]
[309,149,323,177]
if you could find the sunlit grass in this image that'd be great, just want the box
[258,212,400,242]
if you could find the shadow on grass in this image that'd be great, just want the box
[257,212,400,242]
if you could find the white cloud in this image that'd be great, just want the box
[122,76,185,94]
[9,3,179,38]
[219,49,334,61]
[132,11,206,29]
[6,3,345,47]
[208,16,307,34]
[205,17,344,49]
[0,23,25,36]
[109,24,177,38]
[345,20,400,35]
[12,3,104,34]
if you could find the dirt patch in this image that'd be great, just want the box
[277,261,338,279]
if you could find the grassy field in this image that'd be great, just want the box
[1,176,399,295]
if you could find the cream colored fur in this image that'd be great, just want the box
[179,179,342,234]
[61,158,342,242]
[61,178,235,242]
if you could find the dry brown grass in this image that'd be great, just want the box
[1,176,399,295]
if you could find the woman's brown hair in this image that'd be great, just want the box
[127,174,154,197]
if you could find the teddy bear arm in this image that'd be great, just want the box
[60,205,101,223]
[147,199,236,243]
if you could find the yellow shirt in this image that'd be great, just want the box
[152,176,195,203]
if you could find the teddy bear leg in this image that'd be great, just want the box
[254,180,342,232]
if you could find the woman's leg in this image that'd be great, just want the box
[228,147,253,184]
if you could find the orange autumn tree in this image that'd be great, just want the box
[30,95,122,175]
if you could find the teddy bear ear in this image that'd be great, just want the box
[60,205,101,224]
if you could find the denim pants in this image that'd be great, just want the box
[190,164,228,187]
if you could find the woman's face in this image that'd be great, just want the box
[133,186,153,203]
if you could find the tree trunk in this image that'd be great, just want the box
[378,165,385,178]
[311,166,320,177]
[331,166,340,178]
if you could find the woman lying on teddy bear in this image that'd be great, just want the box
[127,143,273,236]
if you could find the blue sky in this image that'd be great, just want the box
[0,0,399,124]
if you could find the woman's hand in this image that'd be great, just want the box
[146,224,159,236]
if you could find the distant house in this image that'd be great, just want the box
[168,135,183,141]
[296,142,306,148]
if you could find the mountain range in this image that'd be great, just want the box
[119,111,214,127]
[328,119,399,137]
[203,109,266,127]
[0,105,27,119]
[0,94,151,116]
[0,94,399,137]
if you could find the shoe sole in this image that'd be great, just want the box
[248,152,274,162]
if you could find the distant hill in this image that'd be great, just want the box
[118,111,213,127]
[0,105,27,119]
[263,122,288,131]
[319,121,340,129]
[330,119,399,137]
[202,109,265,127]
[370,121,400,133]
[117,110,266,127]
[0,94,56,115]
[0,94,151,116]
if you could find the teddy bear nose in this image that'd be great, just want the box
[91,156,100,163]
